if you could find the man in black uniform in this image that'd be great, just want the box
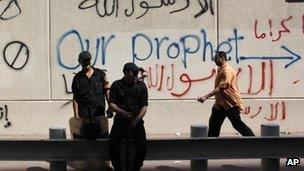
[72,51,111,139]
[109,62,148,171]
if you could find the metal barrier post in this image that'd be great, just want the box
[190,124,208,171]
[49,127,67,171]
[261,124,280,171]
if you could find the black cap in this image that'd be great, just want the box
[123,62,144,73]
[78,51,91,64]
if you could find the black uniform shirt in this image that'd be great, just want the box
[72,67,108,117]
[109,78,148,117]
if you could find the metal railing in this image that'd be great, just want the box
[0,124,301,171]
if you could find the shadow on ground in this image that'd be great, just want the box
[26,167,48,171]
[143,165,304,171]
[156,166,187,171]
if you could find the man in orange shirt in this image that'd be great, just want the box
[197,51,255,137]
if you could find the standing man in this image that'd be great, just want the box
[197,51,255,137]
[72,51,112,140]
[109,62,148,171]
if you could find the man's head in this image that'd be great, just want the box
[123,62,144,82]
[214,51,227,67]
[78,51,92,69]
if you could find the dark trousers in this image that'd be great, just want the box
[109,115,147,171]
[208,106,255,137]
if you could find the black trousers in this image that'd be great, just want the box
[109,115,147,171]
[208,106,255,137]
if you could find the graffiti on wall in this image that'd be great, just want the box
[63,73,76,94]
[56,27,302,95]
[55,22,304,122]
[78,0,214,19]
[56,29,115,70]
[0,0,21,21]
[144,60,275,97]
[254,14,304,44]
[1,0,29,70]
[2,41,30,70]
[242,101,286,121]
[57,28,301,71]
[1,0,303,134]
[0,105,11,128]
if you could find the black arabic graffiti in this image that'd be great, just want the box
[0,0,21,20]
[63,73,75,94]
[0,105,11,128]
[78,0,214,19]
[3,41,30,70]
[195,0,214,18]
[62,69,108,94]
[79,0,118,17]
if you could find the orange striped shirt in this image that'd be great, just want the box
[214,63,244,110]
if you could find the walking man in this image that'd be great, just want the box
[197,51,255,137]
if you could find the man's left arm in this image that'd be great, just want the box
[104,82,111,102]
[134,106,147,123]
[102,73,114,117]
[129,83,148,129]
[100,72,110,101]
[129,106,148,129]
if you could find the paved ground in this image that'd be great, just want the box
[0,159,304,171]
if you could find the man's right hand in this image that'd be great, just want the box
[109,103,133,119]
[197,96,207,103]
[74,113,80,118]
[122,111,133,119]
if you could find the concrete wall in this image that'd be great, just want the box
[0,0,303,137]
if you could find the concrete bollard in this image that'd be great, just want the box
[190,124,208,171]
[261,124,280,171]
[49,127,67,171]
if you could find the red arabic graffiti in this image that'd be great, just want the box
[243,106,262,119]
[242,101,286,121]
[254,15,294,42]
[146,64,217,97]
[302,14,304,35]
[170,69,216,97]
[146,62,288,121]
[237,60,274,96]
[146,61,275,98]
